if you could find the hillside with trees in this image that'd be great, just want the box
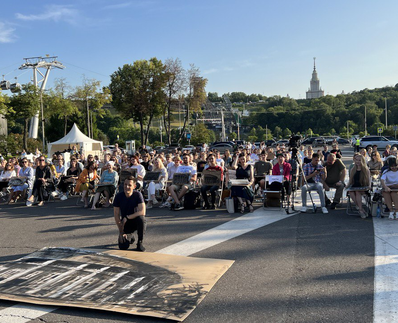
[209,86,398,140]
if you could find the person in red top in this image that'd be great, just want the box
[271,152,292,199]
[201,154,223,209]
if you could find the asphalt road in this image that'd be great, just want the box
[0,145,377,322]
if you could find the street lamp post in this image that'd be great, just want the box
[385,97,388,128]
[40,90,45,153]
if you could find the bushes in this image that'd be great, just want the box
[0,133,42,155]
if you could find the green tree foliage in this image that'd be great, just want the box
[110,58,167,145]
[207,92,221,102]
[2,133,41,155]
[73,77,111,139]
[7,84,40,151]
[163,58,186,145]
[178,64,207,143]
[274,126,282,138]
[229,92,247,103]
[228,85,398,137]
[46,78,79,136]
[0,91,8,115]
[191,123,215,146]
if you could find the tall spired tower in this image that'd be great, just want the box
[306,57,324,99]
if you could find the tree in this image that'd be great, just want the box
[163,58,186,145]
[282,127,292,138]
[208,92,221,102]
[73,77,111,138]
[191,123,215,146]
[274,126,282,138]
[229,132,237,140]
[7,84,40,151]
[229,92,247,103]
[0,92,9,135]
[110,58,168,145]
[178,64,207,143]
[0,91,8,115]
[48,78,79,135]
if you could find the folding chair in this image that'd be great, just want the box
[118,168,137,193]
[346,186,372,216]
[143,171,163,201]
[263,175,285,208]
[202,169,223,207]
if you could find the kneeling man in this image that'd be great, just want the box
[113,176,146,251]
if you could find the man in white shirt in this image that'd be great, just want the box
[167,154,197,211]
[250,148,260,163]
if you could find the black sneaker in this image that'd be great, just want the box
[130,235,135,245]
[210,204,216,209]
[174,204,184,211]
[330,202,337,210]
[136,241,146,252]
[325,199,332,206]
[202,205,209,210]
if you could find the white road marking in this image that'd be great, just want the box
[373,218,398,323]
[0,207,293,322]
[156,208,294,256]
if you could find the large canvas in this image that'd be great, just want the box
[0,247,234,321]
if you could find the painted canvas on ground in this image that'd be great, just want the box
[0,247,234,321]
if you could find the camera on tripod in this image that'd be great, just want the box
[288,134,302,149]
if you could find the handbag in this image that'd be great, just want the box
[226,197,235,213]
[243,186,255,200]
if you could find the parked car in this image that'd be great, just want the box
[323,136,339,145]
[301,137,317,145]
[265,139,276,147]
[272,139,289,147]
[182,145,196,153]
[313,137,326,147]
[359,136,398,150]
[209,142,235,154]
[162,143,181,154]
[153,146,165,153]
[336,138,350,145]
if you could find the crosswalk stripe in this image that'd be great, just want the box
[374,218,398,323]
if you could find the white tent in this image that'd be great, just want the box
[47,123,103,156]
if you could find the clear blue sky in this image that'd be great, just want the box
[1,0,398,99]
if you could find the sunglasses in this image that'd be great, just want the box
[39,159,45,161]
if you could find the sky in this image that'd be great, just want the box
[1,0,398,99]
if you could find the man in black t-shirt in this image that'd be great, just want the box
[113,176,146,251]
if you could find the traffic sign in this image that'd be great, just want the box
[186,133,191,139]
[394,125,398,131]
[378,128,383,134]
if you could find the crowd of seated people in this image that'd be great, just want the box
[1,138,398,220]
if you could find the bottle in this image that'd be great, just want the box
[377,205,381,218]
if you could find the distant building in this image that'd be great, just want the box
[306,58,324,99]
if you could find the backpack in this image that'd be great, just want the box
[183,190,201,209]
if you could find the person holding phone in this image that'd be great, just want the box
[301,153,328,213]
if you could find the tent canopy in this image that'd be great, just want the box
[47,123,103,156]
